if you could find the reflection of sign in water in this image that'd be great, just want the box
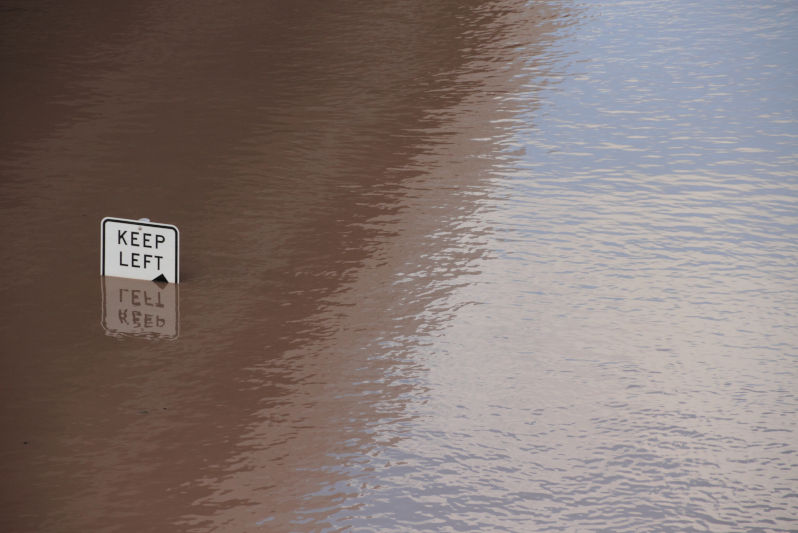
[101,277,179,339]
[101,217,179,283]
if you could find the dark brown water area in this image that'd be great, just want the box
[1,0,797,531]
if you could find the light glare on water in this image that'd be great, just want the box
[1,0,797,531]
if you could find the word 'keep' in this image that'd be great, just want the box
[118,230,166,249]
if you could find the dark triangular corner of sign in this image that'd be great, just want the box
[152,274,169,286]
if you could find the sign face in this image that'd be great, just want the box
[101,277,179,339]
[101,217,179,283]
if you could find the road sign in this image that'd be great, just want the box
[101,217,179,283]
[101,277,179,339]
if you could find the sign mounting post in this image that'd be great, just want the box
[101,217,180,283]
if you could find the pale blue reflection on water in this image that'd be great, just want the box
[315,1,798,531]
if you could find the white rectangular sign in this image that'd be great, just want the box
[101,217,179,283]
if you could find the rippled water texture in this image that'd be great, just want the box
[1,0,797,531]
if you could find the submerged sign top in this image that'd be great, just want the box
[101,217,179,283]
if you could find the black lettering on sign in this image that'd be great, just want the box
[143,233,152,248]
[155,235,165,249]
[130,232,139,246]
[118,309,128,324]
[118,230,128,245]
[117,251,167,271]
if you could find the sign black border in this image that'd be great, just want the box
[101,217,180,283]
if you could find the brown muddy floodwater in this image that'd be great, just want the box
[1,1,797,531]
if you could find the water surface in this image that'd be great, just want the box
[1,0,796,531]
